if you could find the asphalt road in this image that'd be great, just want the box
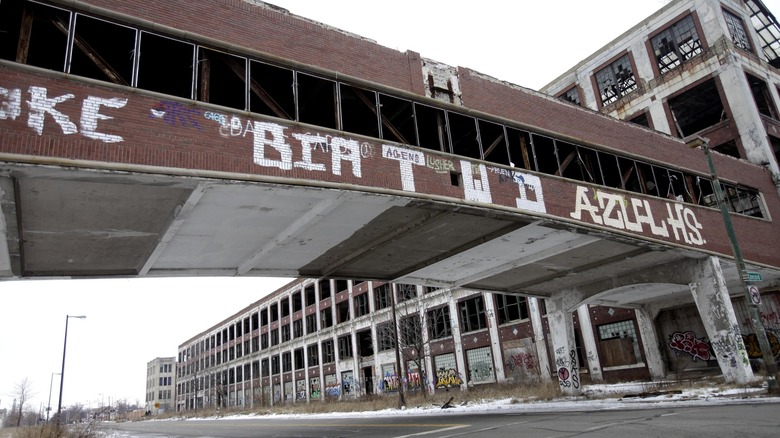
[103,402,779,438]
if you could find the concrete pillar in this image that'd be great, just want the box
[528,297,552,381]
[575,305,603,381]
[484,292,506,382]
[447,291,467,390]
[547,292,583,395]
[689,256,753,383]
[635,306,666,380]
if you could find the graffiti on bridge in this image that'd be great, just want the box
[669,331,711,361]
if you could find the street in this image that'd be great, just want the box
[103,402,780,437]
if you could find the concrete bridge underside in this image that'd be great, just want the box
[2,162,775,313]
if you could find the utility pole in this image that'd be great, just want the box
[687,135,778,394]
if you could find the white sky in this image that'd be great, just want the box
[3,0,780,414]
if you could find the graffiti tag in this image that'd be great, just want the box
[669,331,711,361]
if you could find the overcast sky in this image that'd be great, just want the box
[3,0,780,414]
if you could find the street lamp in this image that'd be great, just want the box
[46,372,61,423]
[56,315,86,425]
[685,135,778,394]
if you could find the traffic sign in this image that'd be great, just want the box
[748,285,762,305]
[744,272,762,282]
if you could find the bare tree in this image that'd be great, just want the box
[12,378,34,427]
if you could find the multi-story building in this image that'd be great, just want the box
[542,0,780,193]
[145,357,176,414]
[175,279,780,409]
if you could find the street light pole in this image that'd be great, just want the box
[47,372,61,423]
[686,136,778,394]
[57,315,86,426]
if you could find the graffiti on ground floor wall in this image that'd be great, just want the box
[742,332,780,359]
[669,331,711,361]
[555,348,580,389]
[435,368,463,389]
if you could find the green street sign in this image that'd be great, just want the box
[744,272,762,282]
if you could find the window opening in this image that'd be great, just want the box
[69,14,136,86]
[478,120,511,166]
[374,284,391,310]
[628,112,649,127]
[414,103,449,152]
[597,320,641,367]
[668,79,725,138]
[495,294,529,324]
[354,293,369,317]
[531,134,558,175]
[305,284,316,306]
[297,72,337,129]
[427,306,452,339]
[319,279,331,300]
[4,1,70,72]
[339,83,379,137]
[357,329,373,357]
[322,339,335,363]
[723,8,752,51]
[561,87,581,106]
[292,292,302,312]
[396,284,417,303]
[745,0,780,67]
[307,344,319,366]
[595,54,637,106]
[280,297,290,317]
[746,73,778,119]
[249,60,294,119]
[448,112,481,159]
[294,348,304,370]
[459,295,487,333]
[505,128,534,170]
[338,335,353,359]
[306,313,317,334]
[378,93,417,145]
[337,300,350,323]
[197,47,246,110]
[376,322,396,351]
[320,306,333,328]
[293,319,303,338]
[651,14,702,74]
[712,140,741,159]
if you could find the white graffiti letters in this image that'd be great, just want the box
[0,87,22,120]
[382,145,424,192]
[252,121,293,170]
[570,186,705,245]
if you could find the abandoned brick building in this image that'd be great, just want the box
[1,0,779,409]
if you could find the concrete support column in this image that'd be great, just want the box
[528,297,552,382]
[689,256,753,383]
[575,305,603,382]
[484,292,506,382]
[447,291,467,390]
[547,292,582,395]
[635,306,666,380]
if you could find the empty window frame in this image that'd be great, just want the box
[723,8,752,51]
[354,293,369,317]
[459,295,487,333]
[505,128,534,170]
[478,119,511,166]
[415,103,450,152]
[306,313,317,334]
[297,72,337,129]
[282,352,292,372]
[427,306,452,340]
[249,60,295,119]
[307,344,319,366]
[270,328,279,346]
[595,54,637,106]
[281,324,290,343]
[3,1,71,72]
[304,284,316,306]
[400,314,422,347]
[69,14,136,86]
[668,79,726,138]
[357,329,373,357]
[261,308,269,326]
[376,322,396,352]
[320,306,333,328]
[628,112,650,127]
[746,73,778,119]
[339,83,379,137]
[651,14,702,75]
[531,134,558,175]
[396,284,417,303]
[292,291,302,313]
[293,319,303,338]
[319,280,332,300]
[378,93,417,146]
[294,348,304,370]
[720,183,765,217]
[197,47,247,110]
[270,303,279,322]
[374,284,392,310]
[271,356,280,375]
[338,335,353,359]
[280,297,290,317]
[322,339,335,363]
[744,0,780,67]
[495,294,529,324]
[337,300,350,323]
[448,111,481,159]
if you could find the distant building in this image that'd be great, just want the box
[145,357,175,415]
[541,0,780,191]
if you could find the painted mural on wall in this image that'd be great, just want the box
[503,338,539,382]
[434,368,463,389]
[324,374,340,397]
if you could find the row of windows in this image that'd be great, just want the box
[0,0,762,219]
[178,291,533,380]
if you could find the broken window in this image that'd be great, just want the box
[459,295,487,333]
[668,79,726,137]
[1,0,70,72]
[293,319,303,338]
[628,112,650,127]
[448,112,481,159]
[557,141,600,183]
[427,306,452,340]
[560,87,581,106]
[271,356,280,375]
[69,14,136,86]
[319,279,331,300]
[322,340,335,363]
[281,324,290,343]
[595,54,637,106]
[495,294,528,324]
[306,313,317,334]
[723,8,752,51]
[598,152,623,190]
[339,83,379,137]
[721,183,764,217]
[338,335,353,359]
[320,306,333,328]
[651,14,702,75]
[249,60,294,119]
[744,0,780,67]
[478,120,511,166]
[353,293,369,317]
[307,344,319,366]
[337,300,350,323]
[297,72,337,129]
[261,308,269,326]
[357,329,373,357]
[197,47,247,110]
[396,283,417,303]
[415,103,449,152]
[746,73,778,119]
[270,328,279,346]
[374,284,391,310]
[530,134,558,175]
[280,297,290,317]
[292,291,302,312]
[294,348,304,370]
[505,128,534,170]
[378,94,417,145]
[376,322,396,352]
[304,284,316,306]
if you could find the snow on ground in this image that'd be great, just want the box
[179,381,779,421]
